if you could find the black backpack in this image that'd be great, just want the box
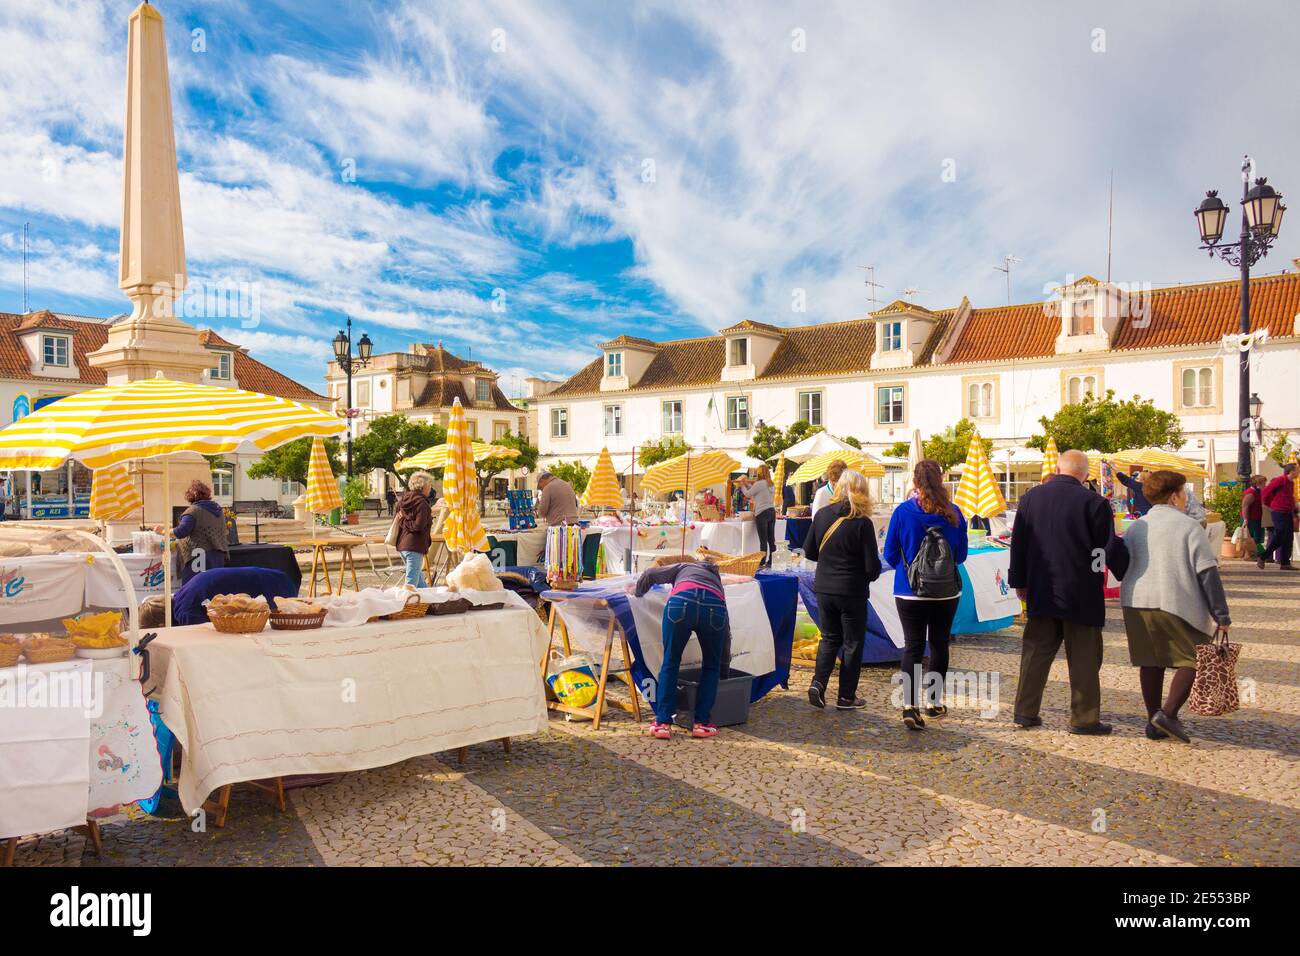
[907,525,960,599]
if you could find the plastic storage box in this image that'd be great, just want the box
[670,667,754,729]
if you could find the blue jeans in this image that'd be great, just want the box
[399,550,427,587]
[655,588,728,725]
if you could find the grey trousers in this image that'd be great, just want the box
[1014,615,1104,728]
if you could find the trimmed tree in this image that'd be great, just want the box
[476,431,539,510]
[638,436,690,468]
[747,420,825,461]
[922,418,993,470]
[247,436,342,486]
[1027,390,1183,454]
[548,460,591,495]
[351,414,446,489]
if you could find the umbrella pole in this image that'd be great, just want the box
[681,452,691,557]
[163,456,172,629]
[627,445,636,573]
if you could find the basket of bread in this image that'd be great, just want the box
[205,593,271,633]
[63,610,129,659]
[379,586,431,621]
[0,634,20,668]
[269,597,327,630]
[20,634,77,664]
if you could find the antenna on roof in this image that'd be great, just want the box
[993,254,1022,305]
[1106,170,1114,284]
[859,265,885,310]
[898,285,928,299]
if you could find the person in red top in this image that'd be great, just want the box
[1240,475,1267,568]
[1261,463,1298,571]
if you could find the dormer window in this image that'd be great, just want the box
[881,321,903,352]
[1070,299,1094,336]
[606,352,624,377]
[208,351,232,380]
[729,338,749,366]
[42,334,69,367]
[476,378,491,402]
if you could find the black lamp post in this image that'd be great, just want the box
[1195,156,1285,481]
[331,317,373,478]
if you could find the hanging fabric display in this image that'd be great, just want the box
[544,524,584,590]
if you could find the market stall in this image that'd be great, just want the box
[145,601,550,815]
[596,517,790,573]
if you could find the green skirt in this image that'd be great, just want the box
[1123,607,1212,669]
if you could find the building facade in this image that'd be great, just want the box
[535,270,1300,497]
[324,341,529,494]
[0,310,330,515]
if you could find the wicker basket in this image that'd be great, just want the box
[22,637,77,664]
[651,554,697,568]
[269,609,327,631]
[209,610,271,634]
[384,593,430,621]
[695,547,765,576]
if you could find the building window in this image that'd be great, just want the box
[1181,366,1215,408]
[42,335,69,367]
[881,321,903,352]
[729,338,749,367]
[551,407,568,438]
[877,385,904,425]
[493,421,509,440]
[797,390,823,426]
[212,471,233,498]
[280,480,300,497]
[967,381,994,418]
[604,404,623,437]
[209,352,232,380]
[726,395,750,431]
[661,400,682,434]
[1066,374,1098,404]
[605,352,623,377]
[1070,300,1095,336]
[466,419,478,439]
[476,378,490,402]
[356,380,371,406]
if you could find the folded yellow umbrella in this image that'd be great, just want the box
[953,431,1007,518]
[304,436,343,513]
[441,399,489,553]
[582,447,624,508]
[789,449,885,483]
[1040,437,1059,481]
[89,463,144,520]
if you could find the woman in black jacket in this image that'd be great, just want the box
[802,470,882,710]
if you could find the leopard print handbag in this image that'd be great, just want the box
[1187,626,1240,717]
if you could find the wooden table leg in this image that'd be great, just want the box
[1,837,16,867]
[321,547,334,596]
[346,547,361,593]
[501,737,511,754]
[620,633,643,723]
[457,746,468,765]
[541,603,558,676]
[75,819,103,856]
[307,545,321,598]
[591,617,617,731]
[202,785,232,829]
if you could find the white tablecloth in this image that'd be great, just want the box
[598,518,787,573]
[0,657,162,840]
[146,608,550,813]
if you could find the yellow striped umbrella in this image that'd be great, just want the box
[581,447,623,508]
[1083,450,1103,481]
[773,453,787,507]
[441,398,489,553]
[396,441,519,471]
[953,431,1007,518]
[1040,437,1059,481]
[0,375,342,470]
[789,449,885,483]
[1109,447,1207,478]
[1288,449,1299,501]
[639,449,740,497]
[89,463,144,520]
[303,436,343,513]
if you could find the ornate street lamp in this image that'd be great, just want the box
[1194,156,1285,481]
[333,317,372,478]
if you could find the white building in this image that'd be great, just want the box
[0,310,331,515]
[535,271,1300,499]
[325,341,530,496]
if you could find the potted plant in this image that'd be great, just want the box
[342,477,368,525]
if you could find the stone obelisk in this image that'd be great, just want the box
[86,1,213,531]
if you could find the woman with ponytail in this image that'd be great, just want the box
[883,459,968,729]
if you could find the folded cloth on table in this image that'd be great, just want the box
[413,587,529,611]
[314,587,531,626]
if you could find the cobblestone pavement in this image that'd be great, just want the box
[13,563,1297,866]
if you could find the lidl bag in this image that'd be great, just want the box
[546,651,599,708]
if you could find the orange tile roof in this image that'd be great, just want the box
[1111,272,1300,351]
[942,302,1059,363]
[719,319,787,335]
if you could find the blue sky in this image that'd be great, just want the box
[2,0,1298,396]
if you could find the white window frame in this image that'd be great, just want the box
[797,390,823,426]
[1070,299,1095,336]
[966,380,994,419]
[280,479,300,497]
[726,395,750,431]
[42,334,70,367]
[356,380,371,406]
[466,419,478,439]
[729,337,749,367]
[604,403,623,437]
[208,351,232,380]
[1181,366,1215,408]
[877,384,905,425]
[1067,374,1098,405]
[211,470,233,498]
[605,352,624,377]
[493,421,509,440]
[551,407,569,439]
[881,321,903,352]
[662,399,683,435]
[476,378,491,402]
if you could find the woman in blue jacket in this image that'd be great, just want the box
[882,459,968,730]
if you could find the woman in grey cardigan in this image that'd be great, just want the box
[1120,470,1231,743]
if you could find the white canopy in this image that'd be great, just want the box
[778,432,864,463]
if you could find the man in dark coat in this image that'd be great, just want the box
[1009,450,1127,734]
